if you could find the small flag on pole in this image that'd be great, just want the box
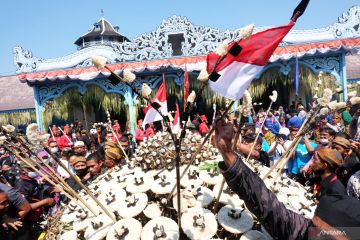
[142,81,168,128]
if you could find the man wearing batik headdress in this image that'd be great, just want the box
[103,141,123,169]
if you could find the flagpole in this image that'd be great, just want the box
[99,65,185,237]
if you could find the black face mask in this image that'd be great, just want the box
[75,168,88,178]
[313,168,325,176]
[1,170,16,184]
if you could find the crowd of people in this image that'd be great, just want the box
[0,96,359,239]
[214,98,360,239]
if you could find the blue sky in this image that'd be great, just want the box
[0,0,358,75]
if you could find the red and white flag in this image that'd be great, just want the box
[172,103,181,133]
[142,81,168,128]
[208,21,295,100]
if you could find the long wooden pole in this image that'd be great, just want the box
[2,144,80,206]
[16,137,97,216]
[58,127,72,145]
[105,112,129,161]
[213,113,243,213]
[271,137,303,182]
[262,106,320,181]
[44,147,116,222]
[167,101,235,201]
[244,102,273,163]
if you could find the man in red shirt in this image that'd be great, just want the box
[198,115,209,136]
[59,125,73,149]
[135,119,145,144]
[112,120,122,139]
[48,127,62,149]
[145,122,155,138]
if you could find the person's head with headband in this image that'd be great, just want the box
[310,148,343,176]
[71,155,88,178]
[331,136,351,159]
[104,141,122,169]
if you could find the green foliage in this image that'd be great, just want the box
[199,161,220,172]
[0,111,36,126]
[43,86,126,127]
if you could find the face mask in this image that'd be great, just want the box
[50,147,58,153]
[27,171,39,179]
[313,168,325,176]
[319,138,329,145]
[75,168,87,177]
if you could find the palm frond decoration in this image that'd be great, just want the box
[249,66,338,103]
[0,111,36,127]
[43,86,127,128]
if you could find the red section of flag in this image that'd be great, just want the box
[143,105,151,115]
[183,66,189,105]
[155,81,167,102]
[207,21,295,73]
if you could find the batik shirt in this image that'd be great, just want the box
[347,170,360,199]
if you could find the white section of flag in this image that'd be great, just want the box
[142,102,168,129]
[209,62,263,100]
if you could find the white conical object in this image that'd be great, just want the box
[350,97,360,106]
[215,40,229,57]
[141,83,152,97]
[2,124,15,133]
[240,24,255,40]
[319,108,329,116]
[348,91,357,98]
[335,102,347,110]
[327,100,337,110]
[269,90,278,102]
[197,67,209,82]
[91,55,107,70]
[123,69,136,83]
[187,91,196,103]
[318,88,333,106]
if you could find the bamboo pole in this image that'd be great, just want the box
[271,137,303,182]
[17,137,96,215]
[44,147,116,223]
[108,126,129,161]
[2,144,80,207]
[48,127,55,140]
[57,127,72,145]
[167,101,235,201]
[105,111,129,161]
[244,102,274,163]
[261,106,320,181]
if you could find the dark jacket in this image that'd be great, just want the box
[316,173,345,200]
[219,156,311,240]
[220,156,360,240]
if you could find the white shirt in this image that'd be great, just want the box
[269,140,292,168]
[57,159,74,179]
